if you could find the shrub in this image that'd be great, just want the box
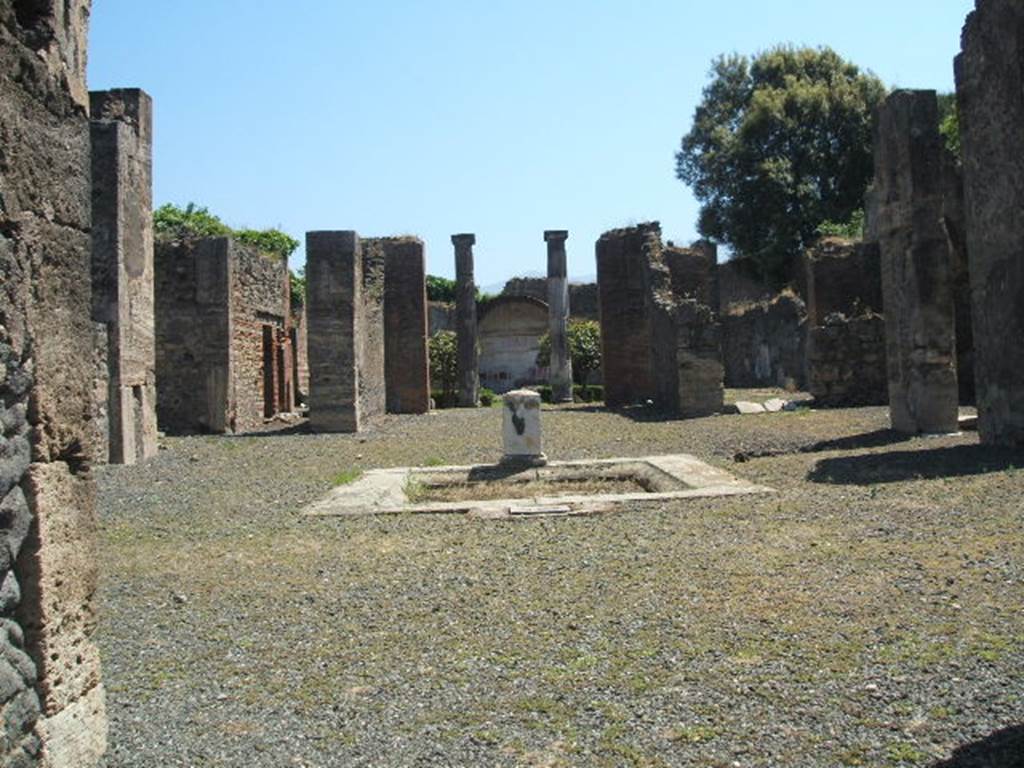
[428,331,458,404]
[154,202,299,261]
[536,320,603,385]
[479,387,496,407]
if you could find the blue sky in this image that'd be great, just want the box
[88,1,974,288]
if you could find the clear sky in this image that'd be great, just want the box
[87,0,974,289]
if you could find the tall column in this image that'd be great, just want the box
[452,234,479,407]
[90,88,159,464]
[545,230,573,402]
[874,90,959,434]
[956,0,1024,447]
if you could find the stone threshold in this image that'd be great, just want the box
[304,454,773,520]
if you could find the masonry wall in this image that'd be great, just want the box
[596,226,657,407]
[721,292,807,390]
[381,238,430,414]
[359,240,387,423]
[804,239,883,326]
[955,0,1024,445]
[154,238,233,434]
[0,2,107,765]
[231,244,291,432]
[89,88,158,465]
[291,299,310,403]
[502,277,600,322]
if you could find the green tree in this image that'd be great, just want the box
[426,275,457,303]
[290,267,306,307]
[938,92,960,159]
[536,320,602,385]
[428,331,458,404]
[676,46,887,284]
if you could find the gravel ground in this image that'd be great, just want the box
[94,399,1024,767]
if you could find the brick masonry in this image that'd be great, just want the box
[89,88,158,465]
[721,292,807,390]
[874,90,959,434]
[956,0,1024,446]
[380,238,430,415]
[0,2,108,764]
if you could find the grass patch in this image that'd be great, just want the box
[332,469,363,486]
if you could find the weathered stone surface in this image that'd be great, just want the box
[155,237,292,434]
[721,292,806,390]
[955,0,1024,446]
[479,297,548,394]
[803,239,888,407]
[502,389,545,464]
[90,88,158,464]
[1,4,106,764]
[734,401,767,415]
[306,231,385,432]
[502,278,599,322]
[875,90,959,434]
[545,231,573,402]
[452,234,479,407]
[940,154,975,405]
[596,225,657,408]
[381,238,430,415]
[664,240,719,313]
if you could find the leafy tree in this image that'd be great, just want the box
[428,331,458,403]
[938,92,961,159]
[536,320,602,385]
[676,46,887,284]
[426,275,457,303]
[816,209,866,240]
[290,267,306,307]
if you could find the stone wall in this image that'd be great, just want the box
[803,239,887,406]
[306,232,385,432]
[1,2,108,765]
[721,292,807,390]
[807,313,888,407]
[291,299,309,404]
[955,0,1024,446]
[941,155,975,405]
[231,244,292,432]
[502,277,600,322]
[478,296,549,394]
[717,256,772,311]
[428,302,455,335]
[664,241,718,312]
[381,238,430,414]
[154,238,233,433]
[89,88,158,465]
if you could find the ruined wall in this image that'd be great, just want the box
[381,238,430,414]
[478,296,549,394]
[807,313,888,407]
[502,277,599,321]
[291,299,309,403]
[154,238,233,434]
[89,88,158,465]
[717,257,772,311]
[721,292,807,390]
[803,239,887,406]
[955,0,1024,445]
[428,302,455,336]
[596,226,657,407]
[0,2,107,765]
[664,241,718,312]
[358,240,386,423]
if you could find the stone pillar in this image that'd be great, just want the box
[383,238,430,414]
[306,231,365,432]
[596,226,657,408]
[545,231,573,402]
[452,234,479,407]
[874,90,959,434]
[502,389,546,465]
[956,0,1024,446]
[90,88,159,465]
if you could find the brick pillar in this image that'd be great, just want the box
[383,238,430,414]
[306,231,364,432]
[874,90,959,434]
[545,230,573,402]
[452,234,479,407]
[89,88,158,465]
[956,0,1024,446]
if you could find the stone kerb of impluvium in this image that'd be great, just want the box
[545,230,574,403]
[452,233,480,407]
[501,389,547,466]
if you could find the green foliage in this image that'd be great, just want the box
[332,469,363,487]
[938,92,961,159]
[676,46,887,285]
[426,275,457,303]
[534,385,553,404]
[816,209,866,239]
[428,331,458,402]
[154,202,299,261]
[290,268,306,307]
[154,202,231,239]
[536,320,603,385]
[479,387,496,407]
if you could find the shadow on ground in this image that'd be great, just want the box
[808,444,1024,485]
[931,725,1024,767]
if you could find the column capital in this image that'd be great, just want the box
[451,233,476,247]
[544,230,569,244]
